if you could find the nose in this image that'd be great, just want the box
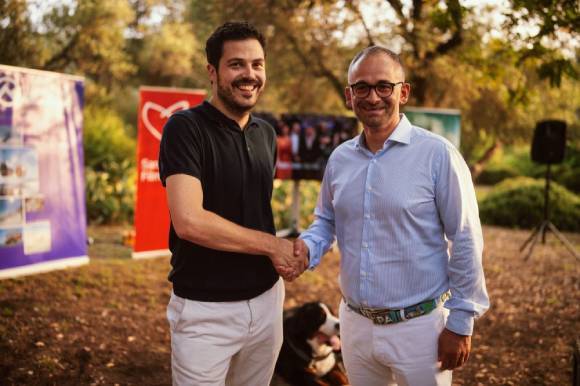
[335,322,340,331]
[241,63,253,77]
[365,87,381,103]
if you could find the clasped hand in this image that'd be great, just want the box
[270,238,309,281]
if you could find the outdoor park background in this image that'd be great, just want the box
[1,0,579,385]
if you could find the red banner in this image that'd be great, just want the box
[133,86,205,258]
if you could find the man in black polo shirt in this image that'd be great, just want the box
[158,22,307,386]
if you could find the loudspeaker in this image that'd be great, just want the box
[531,120,566,164]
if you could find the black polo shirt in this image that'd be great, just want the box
[158,101,278,301]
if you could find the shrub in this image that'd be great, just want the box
[479,177,580,231]
[85,160,136,224]
[476,166,519,185]
[272,180,319,231]
[84,105,136,224]
[479,144,580,193]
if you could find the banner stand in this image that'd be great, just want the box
[132,86,206,258]
[132,249,170,260]
[0,65,88,279]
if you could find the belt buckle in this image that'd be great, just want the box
[359,307,372,319]
[372,314,391,324]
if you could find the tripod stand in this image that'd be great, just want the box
[519,164,579,260]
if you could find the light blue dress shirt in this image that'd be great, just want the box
[300,114,489,336]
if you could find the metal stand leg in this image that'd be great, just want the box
[522,221,547,261]
[520,222,544,252]
[546,222,580,260]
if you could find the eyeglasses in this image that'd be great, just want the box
[349,81,404,98]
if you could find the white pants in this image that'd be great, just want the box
[339,300,452,386]
[167,278,285,386]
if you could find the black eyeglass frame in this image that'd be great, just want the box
[349,81,404,98]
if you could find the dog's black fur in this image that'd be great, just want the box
[275,302,349,386]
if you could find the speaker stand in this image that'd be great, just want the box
[519,164,579,261]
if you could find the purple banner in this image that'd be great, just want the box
[0,65,87,277]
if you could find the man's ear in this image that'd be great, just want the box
[345,86,353,110]
[399,82,411,105]
[207,63,216,85]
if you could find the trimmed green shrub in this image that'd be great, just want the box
[479,144,580,193]
[476,166,519,185]
[479,177,580,231]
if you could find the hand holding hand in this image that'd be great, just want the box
[438,328,471,370]
[293,238,309,273]
[269,238,307,281]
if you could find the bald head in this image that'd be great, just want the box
[348,46,405,83]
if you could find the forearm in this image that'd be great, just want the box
[174,209,278,257]
[446,228,489,335]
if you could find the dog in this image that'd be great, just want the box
[275,302,349,386]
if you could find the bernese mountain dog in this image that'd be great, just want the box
[275,302,349,386]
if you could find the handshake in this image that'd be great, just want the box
[269,238,309,282]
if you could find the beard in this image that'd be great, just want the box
[216,74,263,116]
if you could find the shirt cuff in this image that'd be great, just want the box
[445,309,475,336]
[302,238,318,270]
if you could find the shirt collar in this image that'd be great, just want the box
[354,113,412,151]
[388,114,412,145]
[202,101,258,131]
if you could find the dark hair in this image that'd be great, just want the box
[348,45,405,80]
[205,21,266,69]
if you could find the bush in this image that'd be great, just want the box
[476,166,519,185]
[84,106,136,224]
[479,177,580,231]
[479,144,580,193]
[272,180,319,231]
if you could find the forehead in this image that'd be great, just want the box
[221,39,265,62]
[348,52,402,84]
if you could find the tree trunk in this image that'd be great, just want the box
[469,140,502,182]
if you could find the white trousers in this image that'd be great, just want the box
[167,278,285,386]
[339,300,452,386]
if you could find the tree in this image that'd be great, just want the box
[505,0,578,87]
[0,0,43,67]
[40,0,136,89]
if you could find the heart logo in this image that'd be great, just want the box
[141,100,190,141]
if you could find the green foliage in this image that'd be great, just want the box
[479,177,580,231]
[135,22,206,87]
[477,144,580,193]
[476,166,519,185]
[85,161,136,224]
[40,0,136,87]
[0,1,42,66]
[84,106,135,170]
[84,106,136,224]
[272,180,319,231]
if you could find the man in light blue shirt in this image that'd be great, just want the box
[295,46,489,386]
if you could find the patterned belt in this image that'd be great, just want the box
[345,291,451,325]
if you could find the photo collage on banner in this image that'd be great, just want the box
[0,65,87,278]
[254,113,359,181]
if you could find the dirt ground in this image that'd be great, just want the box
[0,225,579,385]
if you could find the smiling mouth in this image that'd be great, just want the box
[236,84,257,92]
[363,107,384,113]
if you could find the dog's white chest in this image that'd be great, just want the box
[307,339,336,376]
